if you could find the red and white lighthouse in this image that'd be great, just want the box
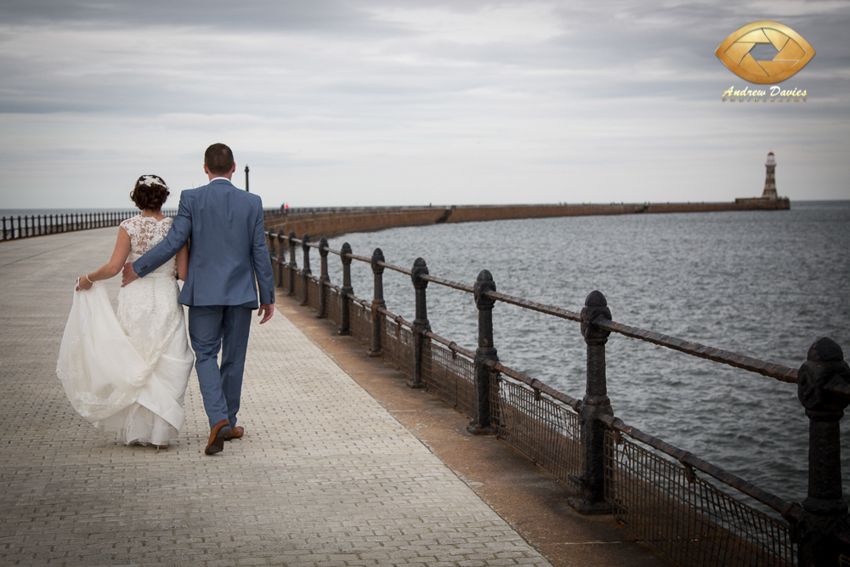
[762,152,777,200]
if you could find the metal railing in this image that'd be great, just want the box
[267,228,850,567]
[1,210,176,241]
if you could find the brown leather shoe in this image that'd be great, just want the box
[226,426,244,440]
[205,419,232,455]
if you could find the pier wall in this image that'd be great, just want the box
[264,208,448,239]
[263,199,789,238]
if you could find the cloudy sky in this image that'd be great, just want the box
[1,1,848,210]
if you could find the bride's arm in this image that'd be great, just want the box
[176,243,189,281]
[76,227,131,291]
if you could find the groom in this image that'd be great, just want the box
[122,143,275,455]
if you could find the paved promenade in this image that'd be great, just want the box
[0,229,666,567]
[0,228,668,567]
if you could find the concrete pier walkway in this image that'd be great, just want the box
[0,229,665,567]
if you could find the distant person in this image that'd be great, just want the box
[122,143,275,456]
[57,175,194,449]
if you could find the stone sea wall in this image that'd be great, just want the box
[264,199,789,239]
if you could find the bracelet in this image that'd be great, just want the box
[85,274,93,284]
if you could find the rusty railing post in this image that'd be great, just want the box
[796,337,850,567]
[338,242,353,336]
[568,290,614,515]
[317,237,329,319]
[467,269,498,434]
[287,230,297,296]
[300,234,311,306]
[368,248,385,357]
[276,229,286,289]
[407,258,430,388]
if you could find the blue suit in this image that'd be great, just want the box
[133,178,274,429]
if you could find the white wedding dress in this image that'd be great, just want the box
[56,216,194,446]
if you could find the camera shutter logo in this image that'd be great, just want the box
[716,21,815,84]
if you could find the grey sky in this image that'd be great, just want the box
[1,1,848,209]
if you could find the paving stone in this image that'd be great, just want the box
[0,229,553,566]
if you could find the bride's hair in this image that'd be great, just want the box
[130,175,170,211]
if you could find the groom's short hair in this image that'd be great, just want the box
[205,143,234,175]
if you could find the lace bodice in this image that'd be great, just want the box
[120,215,176,276]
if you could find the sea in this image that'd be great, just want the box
[324,200,850,506]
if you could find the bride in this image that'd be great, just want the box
[56,175,194,448]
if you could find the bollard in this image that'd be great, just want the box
[568,290,614,515]
[795,337,850,567]
[407,258,430,389]
[277,229,286,288]
[300,234,311,306]
[317,237,330,319]
[338,242,353,336]
[287,230,297,296]
[368,248,386,357]
[467,270,498,434]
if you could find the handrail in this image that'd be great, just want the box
[377,261,411,276]
[486,290,581,322]
[422,273,474,294]
[598,318,799,383]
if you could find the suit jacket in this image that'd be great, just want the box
[133,179,275,308]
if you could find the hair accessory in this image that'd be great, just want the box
[139,175,168,189]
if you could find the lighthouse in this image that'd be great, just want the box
[762,152,777,200]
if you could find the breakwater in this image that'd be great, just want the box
[264,199,789,238]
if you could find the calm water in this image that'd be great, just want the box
[326,201,850,505]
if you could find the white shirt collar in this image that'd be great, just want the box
[209,177,233,184]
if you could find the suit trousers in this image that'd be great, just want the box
[187,305,252,429]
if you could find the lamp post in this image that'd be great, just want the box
[244,165,250,192]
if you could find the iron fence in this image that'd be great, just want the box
[1,210,179,241]
[267,227,850,567]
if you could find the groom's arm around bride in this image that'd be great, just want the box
[122,143,275,456]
